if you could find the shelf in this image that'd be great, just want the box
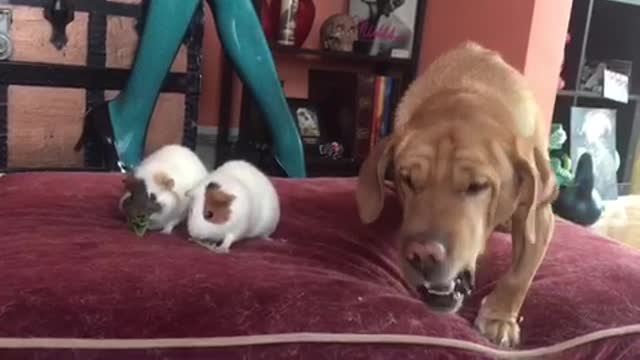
[557,89,640,102]
[606,0,640,7]
[270,44,413,66]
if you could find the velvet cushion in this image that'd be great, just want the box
[0,172,639,359]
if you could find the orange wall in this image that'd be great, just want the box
[524,0,574,134]
[419,0,573,130]
[420,0,572,129]
[419,0,534,73]
[199,0,572,131]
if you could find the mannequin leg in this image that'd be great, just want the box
[207,0,306,178]
[75,0,201,170]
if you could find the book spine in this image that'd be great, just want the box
[387,76,402,134]
[381,76,393,137]
[352,74,376,160]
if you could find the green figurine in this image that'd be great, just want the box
[549,123,573,187]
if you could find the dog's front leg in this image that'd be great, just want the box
[475,204,554,348]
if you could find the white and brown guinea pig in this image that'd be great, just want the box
[119,144,208,234]
[185,160,280,253]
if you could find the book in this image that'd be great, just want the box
[386,76,403,135]
[381,76,395,137]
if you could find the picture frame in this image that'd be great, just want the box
[287,98,323,146]
[570,106,620,200]
[348,0,419,59]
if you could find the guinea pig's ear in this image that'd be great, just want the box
[153,171,175,190]
[206,188,236,206]
[206,182,220,191]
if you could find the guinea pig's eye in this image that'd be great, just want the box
[204,211,214,220]
[149,193,157,202]
[465,182,490,196]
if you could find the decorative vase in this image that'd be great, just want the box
[261,0,315,47]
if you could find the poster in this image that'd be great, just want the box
[570,107,620,200]
[349,0,418,59]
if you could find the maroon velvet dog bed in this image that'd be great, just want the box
[1,172,639,359]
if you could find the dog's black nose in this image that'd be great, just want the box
[405,232,449,279]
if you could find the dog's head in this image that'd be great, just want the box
[356,87,548,313]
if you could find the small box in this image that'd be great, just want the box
[580,59,632,103]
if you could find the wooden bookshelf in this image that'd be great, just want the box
[216,0,427,178]
[269,43,414,66]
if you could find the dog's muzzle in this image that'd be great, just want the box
[417,270,474,313]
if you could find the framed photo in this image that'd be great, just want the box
[348,0,418,59]
[570,106,620,200]
[288,98,322,145]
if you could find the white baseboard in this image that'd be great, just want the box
[196,126,238,147]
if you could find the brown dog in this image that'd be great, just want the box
[356,41,558,347]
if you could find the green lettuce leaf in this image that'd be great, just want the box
[129,216,150,237]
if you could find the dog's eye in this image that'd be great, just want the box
[466,182,490,196]
[398,168,416,191]
[400,173,415,191]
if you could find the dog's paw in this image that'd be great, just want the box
[474,298,521,348]
[475,314,520,348]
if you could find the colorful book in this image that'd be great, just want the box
[381,76,394,137]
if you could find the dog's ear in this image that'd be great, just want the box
[533,146,559,206]
[512,154,538,245]
[511,144,557,244]
[356,136,393,224]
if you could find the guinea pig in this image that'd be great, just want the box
[119,144,208,234]
[185,160,280,253]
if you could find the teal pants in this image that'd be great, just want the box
[108,0,306,177]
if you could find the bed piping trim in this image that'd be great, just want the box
[1,324,639,359]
